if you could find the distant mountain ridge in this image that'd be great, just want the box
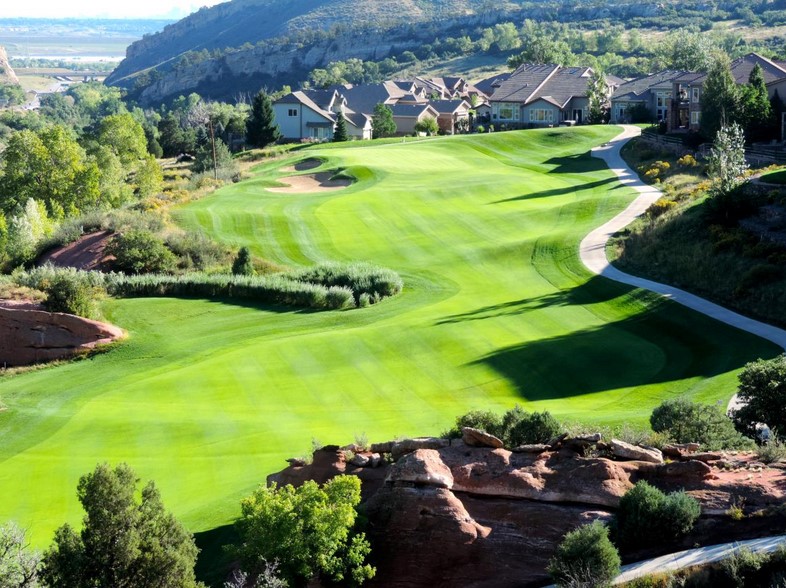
[106,0,520,91]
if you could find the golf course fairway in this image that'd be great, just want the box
[0,127,779,548]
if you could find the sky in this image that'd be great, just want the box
[0,0,228,19]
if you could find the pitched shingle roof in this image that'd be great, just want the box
[528,66,594,108]
[474,72,511,97]
[611,71,685,100]
[491,64,560,103]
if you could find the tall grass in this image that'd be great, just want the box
[12,262,403,312]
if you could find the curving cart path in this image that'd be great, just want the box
[580,124,786,357]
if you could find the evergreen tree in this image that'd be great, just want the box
[41,463,201,588]
[700,52,740,140]
[371,103,396,139]
[740,63,772,143]
[333,109,349,142]
[246,90,281,148]
[232,246,255,276]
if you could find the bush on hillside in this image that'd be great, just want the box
[14,265,105,319]
[106,229,177,274]
[733,355,786,441]
[548,521,620,588]
[232,246,255,276]
[444,406,562,447]
[615,481,700,547]
[166,231,228,271]
[650,398,753,450]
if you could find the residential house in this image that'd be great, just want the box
[611,53,786,135]
[273,89,372,141]
[430,99,471,134]
[389,103,440,135]
[486,64,615,127]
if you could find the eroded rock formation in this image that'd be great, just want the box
[0,306,124,367]
[270,435,786,587]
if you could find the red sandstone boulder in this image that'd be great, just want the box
[0,306,124,367]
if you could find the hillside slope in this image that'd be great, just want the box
[0,45,19,86]
[106,0,515,87]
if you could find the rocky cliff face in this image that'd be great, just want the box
[270,435,786,587]
[0,306,124,366]
[0,46,19,86]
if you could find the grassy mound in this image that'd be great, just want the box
[0,128,778,558]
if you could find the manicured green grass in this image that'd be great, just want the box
[759,168,786,185]
[0,128,779,558]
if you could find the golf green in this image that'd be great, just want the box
[0,127,778,547]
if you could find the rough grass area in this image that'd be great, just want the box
[0,128,778,563]
[611,139,786,328]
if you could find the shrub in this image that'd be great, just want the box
[289,261,403,305]
[325,286,356,309]
[232,246,255,276]
[106,229,177,274]
[506,410,562,446]
[757,440,786,464]
[548,521,620,588]
[41,271,102,318]
[646,198,678,220]
[650,398,752,450]
[719,548,767,587]
[166,231,227,271]
[678,154,698,167]
[616,481,700,547]
[443,410,504,439]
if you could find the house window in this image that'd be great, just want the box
[498,106,518,120]
[529,109,554,122]
[288,108,298,117]
[691,111,700,125]
[691,87,700,103]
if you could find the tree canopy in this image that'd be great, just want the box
[41,463,201,588]
[700,52,740,140]
[371,103,396,139]
[733,355,786,440]
[234,475,375,587]
[650,398,752,449]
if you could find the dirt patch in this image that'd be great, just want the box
[0,299,44,311]
[281,158,323,173]
[38,230,115,270]
[267,172,352,194]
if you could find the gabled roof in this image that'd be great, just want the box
[491,64,560,103]
[274,90,336,123]
[611,70,685,100]
[527,66,594,108]
[389,103,439,118]
[429,99,470,114]
[337,83,404,115]
[474,72,511,97]
[730,52,786,84]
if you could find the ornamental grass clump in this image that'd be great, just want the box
[289,261,403,305]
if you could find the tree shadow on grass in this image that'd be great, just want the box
[469,303,779,402]
[194,524,238,587]
[493,177,621,203]
[436,276,630,325]
[545,152,609,174]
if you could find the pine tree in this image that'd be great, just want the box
[246,90,282,148]
[232,246,255,276]
[333,109,349,142]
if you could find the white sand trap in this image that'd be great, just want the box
[267,172,352,194]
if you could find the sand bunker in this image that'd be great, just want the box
[267,172,352,194]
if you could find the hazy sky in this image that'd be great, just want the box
[0,0,228,19]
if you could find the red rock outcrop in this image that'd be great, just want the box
[0,306,124,367]
[268,436,786,587]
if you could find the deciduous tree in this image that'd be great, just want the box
[701,52,740,140]
[234,475,375,587]
[733,355,786,439]
[371,103,396,139]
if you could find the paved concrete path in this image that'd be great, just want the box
[541,534,786,587]
[580,124,786,354]
[614,534,786,584]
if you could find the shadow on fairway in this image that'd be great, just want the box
[436,276,634,325]
[493,177,621,203]
[545,152,609,174]
[194,524,239,587]
[470,303,781,401]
